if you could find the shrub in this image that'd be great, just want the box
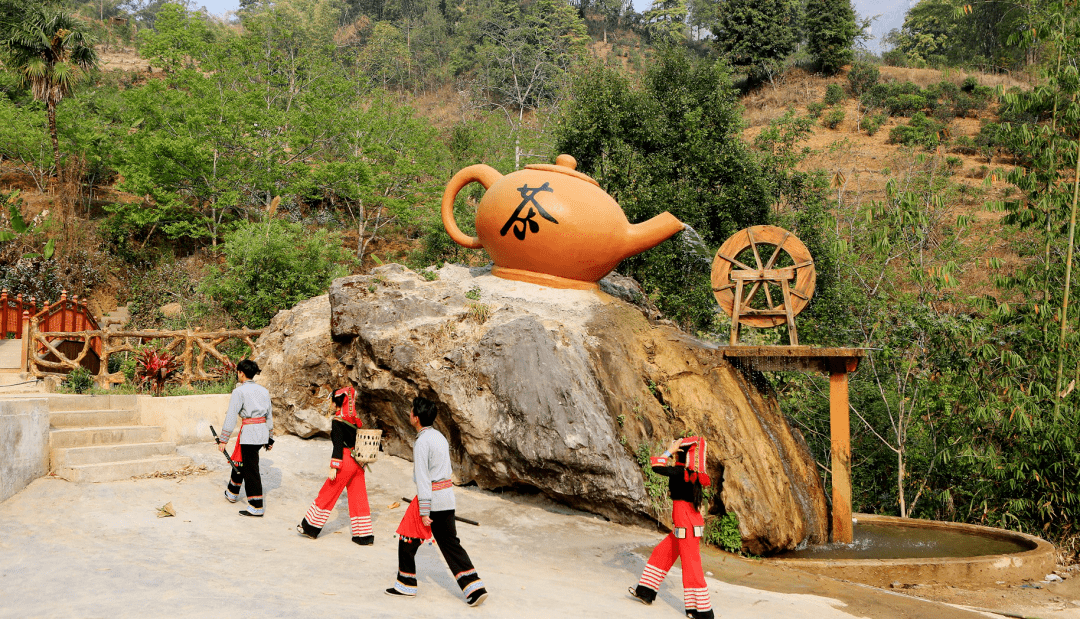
[822,107,845,129]
[847,62,879,97]
[823,83,845,106]
[863,112,887,136]
[807,101,826,118]
[945,155,963,169]
[886,94,928,116]
[974,122,1005,162]
[961,76,979,92]
[704,512,742,553]
[62,366,94,394]
[136,347,179,395]
[199,220,356,329]
[888,112,946,150]
[950,135,977,155]
[882,49,907,67]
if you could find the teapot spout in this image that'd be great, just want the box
[622,212,685,260]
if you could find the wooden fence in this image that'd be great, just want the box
[28,326,262,388]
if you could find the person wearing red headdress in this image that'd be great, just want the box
[629,436,714,619]
[296,385,374,545]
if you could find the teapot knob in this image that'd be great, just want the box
[555,154,577,170]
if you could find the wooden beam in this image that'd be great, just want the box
[729,268,796,281]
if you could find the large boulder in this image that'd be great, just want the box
[253,295,347,438]
[258,264,828,553]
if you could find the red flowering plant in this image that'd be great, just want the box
[136,347,179,395]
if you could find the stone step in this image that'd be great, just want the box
[49,409,138,428]
[52,441,178,467]
[46,395,137,412]
[50,425,163,449]
[54,455,194,483]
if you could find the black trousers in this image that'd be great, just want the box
[226,444,264,510]
[396,510,485,597]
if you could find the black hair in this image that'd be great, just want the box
[236,359,260,379]
[412,396,438,427]
[331,391,346,408]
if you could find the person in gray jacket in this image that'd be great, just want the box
[386,396,488,607]
[217,359,274,517]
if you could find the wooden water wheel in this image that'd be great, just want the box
[711,225,816,346]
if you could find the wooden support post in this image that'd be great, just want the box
[829,359,855,544]
[19,310,29,372]
[780,278,798,345]
[730,280,744,346]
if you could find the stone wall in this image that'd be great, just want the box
[136,394,233,445]
[0,398,49,503]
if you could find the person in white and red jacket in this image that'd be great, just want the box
[218,359,273,517]
[296,385,374,545]
[385,396,488,607]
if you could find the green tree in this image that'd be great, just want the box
[199,219,356,328]
[713,0,800,83]
[804,0,858,75]
[472,0,589,115]
[137,1,214,71]
[555,48,771,329]
[885,0,1029,70]
[641,0,688,43]
[1,6,98,167]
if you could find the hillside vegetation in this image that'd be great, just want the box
[2,0,1080,559]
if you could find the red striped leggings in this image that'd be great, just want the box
[635,500,713,618]
[301,456,371,538]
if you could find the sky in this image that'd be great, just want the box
[194,0,908,54]
[192,0,239,15]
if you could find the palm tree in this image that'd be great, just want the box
[2,6,98,168]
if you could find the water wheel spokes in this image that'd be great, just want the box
[711,225,816,346]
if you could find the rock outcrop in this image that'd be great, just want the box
[255,264,828,554]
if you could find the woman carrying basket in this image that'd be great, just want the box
[297,386,374,545]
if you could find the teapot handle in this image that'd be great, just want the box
[441,164,502,249]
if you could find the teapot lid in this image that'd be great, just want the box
[525,154,599,187]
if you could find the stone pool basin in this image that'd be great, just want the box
[766,513,1056,587]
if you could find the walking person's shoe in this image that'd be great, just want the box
[466,589,489,607]
[297,523,317,539]
[628,586,654,605]
[352,535,374,546]
[385,587,415,598]
[238,508,263,517]
[223,490,238,503]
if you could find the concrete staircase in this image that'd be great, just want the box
[49,396,192,482]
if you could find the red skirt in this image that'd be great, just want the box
[396,496,433,543]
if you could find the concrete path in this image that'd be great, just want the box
[0,436,997,619]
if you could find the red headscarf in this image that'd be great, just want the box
[680,436,711,487]
[333,386,362,427]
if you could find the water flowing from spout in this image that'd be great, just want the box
[678,224,714,273]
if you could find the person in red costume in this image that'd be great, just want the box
[296,386,374,545]
[629,436,715,619]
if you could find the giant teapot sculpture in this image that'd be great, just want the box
[441,154,685,290]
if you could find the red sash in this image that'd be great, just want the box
[396,496,433,543]
[230,417,266,463]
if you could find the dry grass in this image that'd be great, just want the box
[740,64,1041,312]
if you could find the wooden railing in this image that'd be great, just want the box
[28,326,262,388]
[0,289,37,339]
[33,290,102,357]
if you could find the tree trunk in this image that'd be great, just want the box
[897,446,906,518]
[1054,134,1080,417]
[47,102,60,171]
